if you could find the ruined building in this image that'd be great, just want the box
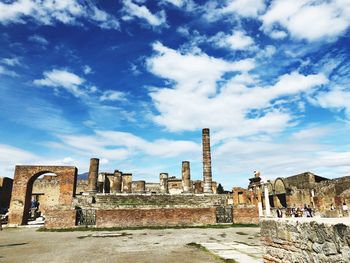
[233,171,350,217]
[6,128,246,229]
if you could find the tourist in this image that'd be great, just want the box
[277,207,283,218]
[343,202,348,216]
[307,205,313,217]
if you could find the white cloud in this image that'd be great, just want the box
[0,65,18,77]
[100,90,128,102]
[57,130,200,160]
[0,0,119,30]
[1,57,20,66]
[269,30,288,40]
[146,43,327,135]
[311,87,350,118]
[122,0,166,27]
[261,0,350,41]
[28,34,49,45]
[210,30,255,50]
[83,65,92,75]
[221,0,266,18]
[33,69,86,97]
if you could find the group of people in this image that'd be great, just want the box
[276,204,313,218]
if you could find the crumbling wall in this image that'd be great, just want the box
[261,218,350,263]
[96,208,216,228]
[94,194,226,208]
[45,209,76,229]
[32,176,60,214]
[232,206,259,224]
[0,177,13,209]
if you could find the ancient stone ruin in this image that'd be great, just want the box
[4,128,236,229]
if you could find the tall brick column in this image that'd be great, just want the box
[182,161,191,193]
[160,173,169,194]
[202,128,213,193]
[87,158,99,193]
[112,170,122,193]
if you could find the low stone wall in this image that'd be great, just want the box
[45,209,76,229]
[92,194,226,208]
[261,218,350,263]
[96,208,217,228]
[233,206,259,224]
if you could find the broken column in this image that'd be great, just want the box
[202,128,213,193]
[122,173,132,193]
[132,180,146,193]
[159,173,169,194]
[112,170,122,193]
[87,158,99,193]
[182,161,191,193]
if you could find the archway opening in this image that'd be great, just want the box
[25,172,59,225]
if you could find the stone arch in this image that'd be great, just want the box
[274,178,286,194]
[8,165,77,225]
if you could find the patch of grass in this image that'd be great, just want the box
[187,243,237,263]
[38,223,259,232]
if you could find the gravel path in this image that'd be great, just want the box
[0,226,261,263]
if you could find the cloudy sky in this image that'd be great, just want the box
[0,0,350,188]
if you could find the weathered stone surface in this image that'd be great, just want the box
[182,161,191,193]
[96,207,217,228]
[261,218,350,263]
[87,158,99,192]
[45,209,76,229]
[202,128,213,193]
[122,173,132,193]
[0,177,13,209]
[232,206,259,224]
[8,165,77,225]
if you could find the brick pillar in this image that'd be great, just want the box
[112,170,122,193]
[87,158,99,193]
[160,173,169,194]
[182,161,191,193]
[202,128,213,193]
[122,173,132,193]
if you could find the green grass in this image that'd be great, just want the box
[187,242,237,263]
[37,223,259,232]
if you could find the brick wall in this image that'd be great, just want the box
[95,208,217,228]
[261,218,350,263]
[233,206,259,224]
[45,209,76,229]
[0,177,13,209]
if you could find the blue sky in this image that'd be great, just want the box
[0,0,350,188]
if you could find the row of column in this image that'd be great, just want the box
[87,128,214,194]
[87,158,137,193]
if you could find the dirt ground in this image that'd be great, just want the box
[0,226,260,263]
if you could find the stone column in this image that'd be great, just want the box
[160,173,168,194]
[257,187,263,217]
[182,161,191,193]
[264,184,271,217]
[112,170,122,193]
[122,173,132,193]
[87,158,99,193]
[133,181,146,193]
[202,128,213,193]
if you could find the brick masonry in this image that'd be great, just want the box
[95,208,217,228]
[45,209,76,229]
[8,165,77,225]
[232,206,259,224]
[261,218,350,263]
